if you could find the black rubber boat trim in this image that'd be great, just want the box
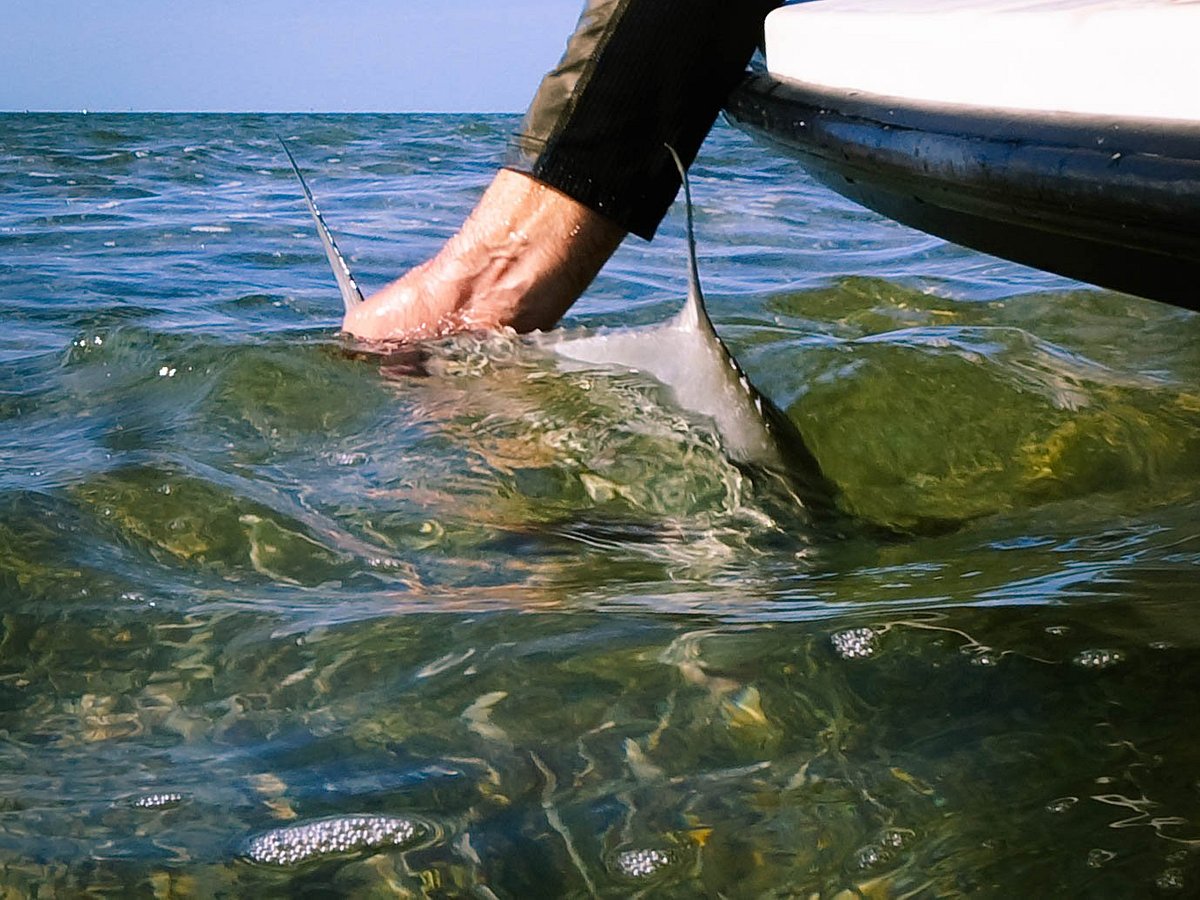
[725,72,1200,310]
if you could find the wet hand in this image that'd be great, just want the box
[341,169,625,343]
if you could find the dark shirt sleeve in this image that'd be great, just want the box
[506,0,782,240]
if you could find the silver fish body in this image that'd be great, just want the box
[282,143,833,508]
[543,147,832,505]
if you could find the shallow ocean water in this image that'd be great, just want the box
[1,112,1199,897]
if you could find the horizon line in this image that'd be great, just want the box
[0,108,524,116]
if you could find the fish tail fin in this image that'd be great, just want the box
[664,144,713,335]
[278,137,364,313]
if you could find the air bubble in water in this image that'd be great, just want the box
[241,814,427,866]
[880,829,908,849]
[614,848,672,879]
[1073,649,1124,670]
[855,843,895,869]
[1046,797,1077,814]
[831,627,878,660]
[131,792,186,809]
[854,829,910,870]
[1156,868,1185,892]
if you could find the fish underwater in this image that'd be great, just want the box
[280,140,836,511]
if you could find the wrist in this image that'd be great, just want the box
[448,169,627,332]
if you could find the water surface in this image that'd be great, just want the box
[1,113,1199,897]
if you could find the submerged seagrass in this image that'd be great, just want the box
[1,113,1198,897]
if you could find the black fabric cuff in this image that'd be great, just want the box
[507,0,781,240]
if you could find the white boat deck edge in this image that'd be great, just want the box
[765,0,1200,122]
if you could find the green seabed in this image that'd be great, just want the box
[0,113,1198,896]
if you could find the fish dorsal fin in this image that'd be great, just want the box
[664,145,714,338]
[278,137,364,313]
[662,145,763,393]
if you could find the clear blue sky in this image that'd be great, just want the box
[2,1,582,112]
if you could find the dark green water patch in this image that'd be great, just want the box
[69,464,359,587]
[1,113,1197,897]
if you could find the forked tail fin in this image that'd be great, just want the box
[278,137,364,313]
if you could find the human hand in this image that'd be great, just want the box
[342,169,626,343]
